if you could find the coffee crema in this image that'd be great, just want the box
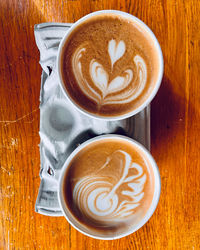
[61,14,160,117]
[63,139,155,236]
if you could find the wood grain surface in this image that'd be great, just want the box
[0,0,200,249]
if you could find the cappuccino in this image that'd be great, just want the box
[62,137,158,238]
[59,12,162,118]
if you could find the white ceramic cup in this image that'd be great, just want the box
[57,10,164,120]
[57,135,161,240]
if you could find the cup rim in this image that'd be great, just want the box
[57,10,164,121]
[57,134,161,240]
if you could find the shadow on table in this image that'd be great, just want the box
[151,75,186,153]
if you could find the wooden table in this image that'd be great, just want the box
[0,0,200,249]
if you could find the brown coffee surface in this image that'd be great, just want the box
[63,139,155,237]
[61,14,160,117]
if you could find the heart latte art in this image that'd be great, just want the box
[61,14,159,117]
[73,150,146,222]
[72,40,147,106]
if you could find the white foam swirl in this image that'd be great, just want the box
[73,150,147,221]
[72,47,102,103]
[104,55,147,104]
[71,40,147,107]
[108,39,126,69]
[90,60,108,99]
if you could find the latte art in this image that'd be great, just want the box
[108,39,126,69]
[73,150,146,221]
[62,138,157,237]
[72,40,147,106]
[61,14,160,117]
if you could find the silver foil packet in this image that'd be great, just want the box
[34,23,150,216]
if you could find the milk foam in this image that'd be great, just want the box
[72,39,147,107]
[73,150,146,221]
[108,39,125,69]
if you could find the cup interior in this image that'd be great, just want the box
[58,135,160,240]
[57,10,164,121]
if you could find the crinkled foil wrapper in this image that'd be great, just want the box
[34,23,150,216]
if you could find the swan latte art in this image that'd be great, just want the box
[63,138,156,236]
[60,13,161,117]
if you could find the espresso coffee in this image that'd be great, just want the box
[62,138,156,237]
[60,13,161,117]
